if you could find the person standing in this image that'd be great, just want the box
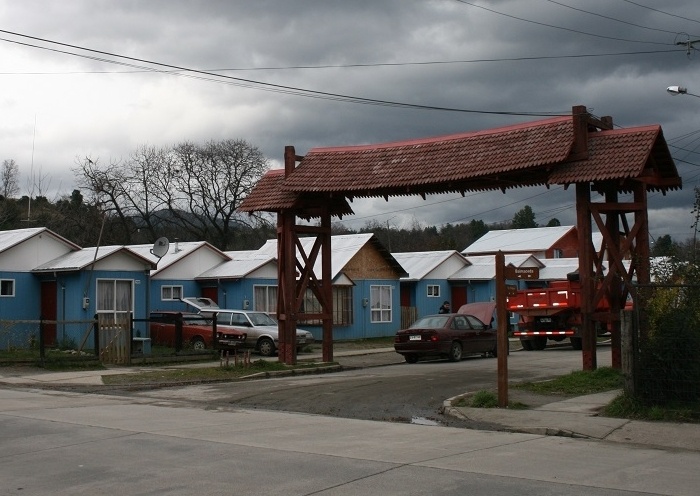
[438,301,451,313]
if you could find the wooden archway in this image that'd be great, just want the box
[240,106,680,367]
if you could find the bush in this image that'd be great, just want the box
[637,261,700,405]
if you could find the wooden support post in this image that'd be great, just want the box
[496,251,508,408]
[277,146,299,365]
[576,182,597,370]
[605,186,622,369]
[321,208,333,363]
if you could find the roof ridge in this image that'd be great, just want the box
[307,115,572,153]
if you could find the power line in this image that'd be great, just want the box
[454,0,677,45]
[0,48,682,75]
[619,0,700,25]
[0,29,566,117]
[545,0,700,37]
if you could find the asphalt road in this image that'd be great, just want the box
[125,345,609,427]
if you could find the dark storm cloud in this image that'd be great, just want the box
[2,0,700,242]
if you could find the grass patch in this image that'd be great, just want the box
[0,349,103,370]
[102,359,336,386]
[315,337,395,351]
[455,390,529,410]
[604,393,700,423]
[513,367,624,396]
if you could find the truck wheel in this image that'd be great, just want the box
[570,337,582,350]
[532,337,547,350]
[448,341,462,362]
[520,339,533,351]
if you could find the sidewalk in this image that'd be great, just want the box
[2,347,699,453]
[445,389,700,452]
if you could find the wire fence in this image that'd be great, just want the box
[628,283,700,406]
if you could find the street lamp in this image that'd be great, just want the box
[667,85,700,98]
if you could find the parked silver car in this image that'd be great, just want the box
[181,297,314,356]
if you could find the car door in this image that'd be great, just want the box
[465,315,495,352]
[452,315,478,353]
[229,312,258,345]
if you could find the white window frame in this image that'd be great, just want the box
[427,284,440,297]
[254,285,278,314]
[370,285,392,323]
[0,279,15,297]
[96,279,134,322]
[161,285,183,301]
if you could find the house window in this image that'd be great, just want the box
[298,288,322,325]
[370,285,392,323]
[427,285,440,297]
[554,249,563,258]
[333,286,353,326]
[97,279,133,322]
[296,286,354,326]
[254,285,278,314]
[0,279,15,297]
[161,285,183,301]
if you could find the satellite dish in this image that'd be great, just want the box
[151,237,170,258]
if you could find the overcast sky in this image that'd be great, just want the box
[2,0,700,246]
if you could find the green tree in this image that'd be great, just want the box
[651,234,678,258]
[512,205,537,229]
[469,219,489,241]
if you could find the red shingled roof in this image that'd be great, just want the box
[549,126,680,191]
[238,112,680,215]
[239,168,354,217]
[283,116,575,196]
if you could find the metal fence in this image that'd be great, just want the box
[625,283,700,405]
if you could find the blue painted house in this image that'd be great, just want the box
[0,227,81,349]
[391,250,470,324]
[127,241,230,313]
[195,250,279,311]
[257,233,407,341]
[32,245,156,347]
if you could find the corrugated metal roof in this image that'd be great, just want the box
[127,241,229,276]
[258,233,406,279]
[449,254,542,280]
[392,250,467,281]
[197,251,276,279]
[32,245,153,272]
[462,226,575,255]
[0,227,80,254]
[537,258,580,280]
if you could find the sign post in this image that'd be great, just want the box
[495,251,509,408]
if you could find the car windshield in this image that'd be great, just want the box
[248,312,277,326]
[410,316,449,329]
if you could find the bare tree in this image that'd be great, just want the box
[73,139,270,249]
[1,159,20,198]
[168,139,270,249]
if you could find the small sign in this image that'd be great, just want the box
[505,265,539,280]
[506,284,518,296]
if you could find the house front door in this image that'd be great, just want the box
[40,280,57,347]
[201,286,218,304]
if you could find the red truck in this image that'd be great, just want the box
[506,278,610,351]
